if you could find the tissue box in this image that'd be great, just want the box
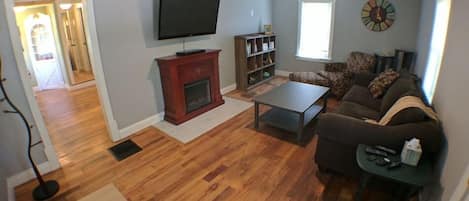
[401,141,422,166]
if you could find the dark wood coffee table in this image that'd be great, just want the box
[253,82,330,141]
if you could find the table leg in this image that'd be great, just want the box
[254,102,259,129]
[297,113,304,142]
[355,173,371,201]
[405,186,420,200]
[323,93,329,113]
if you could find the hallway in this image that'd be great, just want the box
[35,86,112,167]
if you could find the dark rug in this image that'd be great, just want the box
[108,140,142,161]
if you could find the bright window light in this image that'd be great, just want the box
[297,0,335,60]
[60,3,73,10]
[422,0,451,103]
[14,6,27,13]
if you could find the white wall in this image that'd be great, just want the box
[93,0,272,129]
[432,0,469,200]
[0,1,49,201]
[414,0,437,77]
[272,0,421,72]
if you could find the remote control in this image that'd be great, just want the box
[376,158,389,166]
[375,145,397,155]
[388,162,402,170]
[365,147,388,157]
[367,155,377,161]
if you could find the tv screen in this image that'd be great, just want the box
[158,0,221,40]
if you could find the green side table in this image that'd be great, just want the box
[355,144,433,201]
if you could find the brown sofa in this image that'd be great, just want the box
[314,73,443,177]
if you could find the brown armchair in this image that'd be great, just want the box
[290,52,376,98]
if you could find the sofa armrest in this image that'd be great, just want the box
[353,72,377,87]
[324,63,347,72]
[316,113,442,153]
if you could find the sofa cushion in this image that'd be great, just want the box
[380,76,421,117]
[368,70,400,98]
[289,72,330,87]
[335,101,380,120]
[342,85,382,111]
[345,52,376,75]
[387,107,428,126]
[318,71,353,98]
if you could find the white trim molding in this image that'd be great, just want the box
[7,161,59,201]
[3,0,60,170]
[67,80,96,91]
[119,83,237,141]
[119,112,165,140]
[81,0,121,141]
[221,83,237,95]
[3,4,121,201]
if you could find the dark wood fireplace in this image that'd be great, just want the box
[156,49,225,125]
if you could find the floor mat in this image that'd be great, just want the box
[108,140,142,161]
[78,183,127,201]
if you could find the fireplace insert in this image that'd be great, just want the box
[184,79,212,113]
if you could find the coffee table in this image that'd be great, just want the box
[253,82,330,141]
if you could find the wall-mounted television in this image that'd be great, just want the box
[157,0,221,40]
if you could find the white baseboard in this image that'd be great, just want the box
[67,80,96,91]
[275,70,291,77]
[7,161,59,201]
[118,84,237,141]
[221,83,237,95]
[119,112,165,140]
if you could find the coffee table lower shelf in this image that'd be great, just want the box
[259,105,323,137]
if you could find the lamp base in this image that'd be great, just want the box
[32,180,59,201]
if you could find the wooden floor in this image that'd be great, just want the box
[17,78,396,201]
[72,71,95,84]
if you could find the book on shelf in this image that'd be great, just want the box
[269,41,275,49]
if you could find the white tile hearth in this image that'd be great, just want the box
[154,97,253,144]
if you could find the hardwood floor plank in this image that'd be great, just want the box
[16,78,402,201]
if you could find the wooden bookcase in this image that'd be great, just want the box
[235,33,276,91]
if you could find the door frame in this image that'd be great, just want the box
[3,0,121,169]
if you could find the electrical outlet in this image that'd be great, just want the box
[250,9,255,17]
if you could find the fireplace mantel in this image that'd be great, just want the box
[156,49,225,125]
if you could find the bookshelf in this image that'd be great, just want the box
[235,33,276,91]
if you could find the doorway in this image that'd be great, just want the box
[11,0,114,167]
[14,1,96,92]
[58,2,95,85]
[14,4,66,91]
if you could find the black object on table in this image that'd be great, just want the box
[355,144,432,201]
[253,82,330,142]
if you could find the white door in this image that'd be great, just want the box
[25,13,64,90]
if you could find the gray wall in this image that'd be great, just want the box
[0,1,48,200]
[93,0,272,129]
[272,0,421,72]
[432,0,469,199]
[414,0,436,77]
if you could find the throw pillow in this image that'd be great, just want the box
[368,70,400,99]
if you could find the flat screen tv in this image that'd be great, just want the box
[158,0,221,40]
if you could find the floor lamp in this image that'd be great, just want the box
[0,57,59,200]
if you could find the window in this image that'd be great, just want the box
[422,0,451,103]
[297,0,335,60]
